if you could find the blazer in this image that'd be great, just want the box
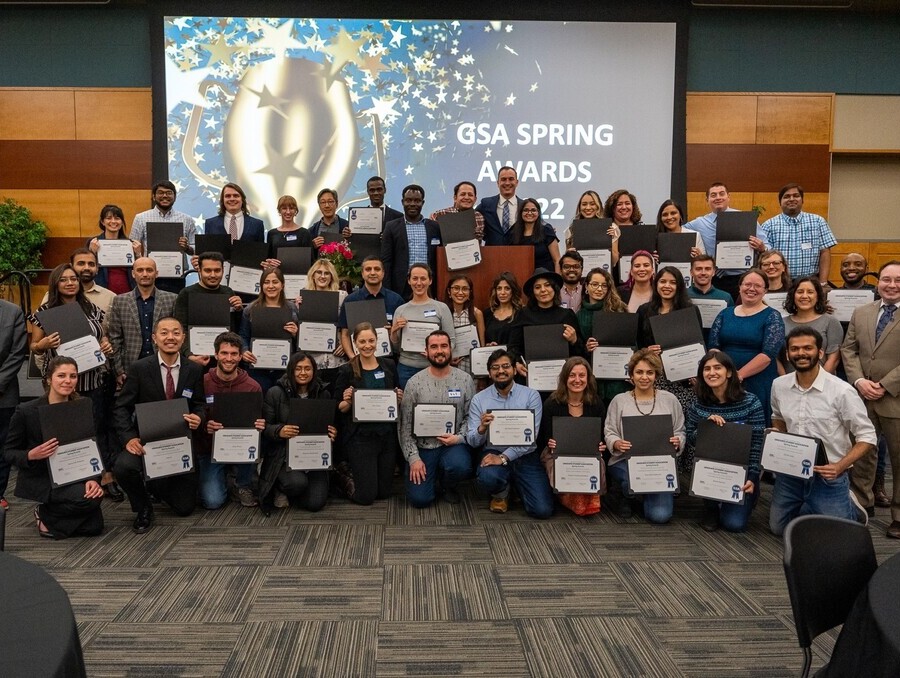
[380,216,441,296]
[3,397,60,502]
[106,288,177,376]
[0,300,27,408]
[112,353,206,444]
[204,214,266,243]
[842,301,900,418]
[476,195,525,246]
[382,205,403,226]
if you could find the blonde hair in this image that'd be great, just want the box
[306,259,340,291]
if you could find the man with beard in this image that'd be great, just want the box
[839,252,876,291]
[466,348,552,518]
[430,180,485,242]
[42,248,116,312]
[381,184,441,297]
[398,330,475,507]
[768,327,876,536]
[559,251,585,312]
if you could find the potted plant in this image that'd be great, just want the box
[317,241,362,292]
[0,197,47,283]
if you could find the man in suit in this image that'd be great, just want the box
[475,166,525,246]
[842,260,900,538]
[203,183,265,243]
[106,257,177,389]
[381,184,441,298]
[365,175,403,226]
[0,300,27,510]
[113,317,205,533]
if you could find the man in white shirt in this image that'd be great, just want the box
[769,327,877,536]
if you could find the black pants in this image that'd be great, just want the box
[38,483,104,539]
[278,468,329,512]
[114,451,198,516]
[87,377,119,472]
[342,432,397,505]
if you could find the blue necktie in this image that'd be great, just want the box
[501,200,510,232]
[875,304,896,343]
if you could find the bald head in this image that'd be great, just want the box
[840,252,868,288]
[132,256,159,289]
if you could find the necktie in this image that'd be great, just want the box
[228,214,238,242]
[875,304,896,343]
[501,200,510,232]
[164,364,175,400]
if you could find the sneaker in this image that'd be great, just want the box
[273,491,290,509]
[849,490,869,526]
[489,497,508,513]
[0,496,9,510]
[231,486,258,507]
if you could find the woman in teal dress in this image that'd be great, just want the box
[578,267,630,403]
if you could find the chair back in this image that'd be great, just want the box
[783,514,876,647]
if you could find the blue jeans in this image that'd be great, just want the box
[406,444,473,508]
[769,472,857,536]
[397,363,424,389]
[877,434,888,476]
[475,451,554,519]
[704,471,760,533]
[198,456,256,510]
[608,461,674,524]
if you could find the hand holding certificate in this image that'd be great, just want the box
[348,206,383,234]
[97,239,136,267]
[761,430,825,479]
[487,409,535,447]
[413,404,457,437]
[353,389,399,422]
[401,321,435,353]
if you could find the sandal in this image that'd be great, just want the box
[34,506,53,539]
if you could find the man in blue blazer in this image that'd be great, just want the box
[203,183,266,243]
[381,184,441,298]
[475,166,525,246]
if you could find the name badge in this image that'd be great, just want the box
[560,302,568,309]
[801,242,812,250]
[448,389,461,399]
[423,309,437,317]
[206,395,215,404]
[430,238,441,246]
[182,389,193,398]
[386,313,393,321]
[374,371,385,380]
[286,234,297,241]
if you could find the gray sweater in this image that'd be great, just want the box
[394,299,456,368]
[398,366,475,464]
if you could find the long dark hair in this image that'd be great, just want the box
[581,268,627,312]
[549,357,599,407]
[285,351,318,395]
[648,266,692,314]
[47,263,94,316]
[510,198,544,245]
[784,276,827,315]
[694,349,745,405]
[444,273,475,317]
[98,204,128,239]
[655,199,686,233]
[489,272,524,313]
[251,266,287,316]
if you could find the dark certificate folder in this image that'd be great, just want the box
[231,241,268,269]
[524,324,568,360]
[715,211,757,243]
[571,219,613,250]
[135,399,190,442]
[437,210,478,243]
[195,234,232,261]
[146,222,183,252]
[211,392,263,428]
[36,302,93,343]
[288,398,336,434]
[187,294,232,326]
[350,234,383,263]
[648,307,704,349]
[277,247,312,274]
[296,290,340,323]
[622,414,674,456]
[693,420,752,465]
[617,224,658,256]
[250,306,294,340]
[552,417,604,457]
[657,232,695,262]
[345,298,388,330]
[592,312,639,347]
[39,398,95,445]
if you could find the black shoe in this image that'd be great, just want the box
[442,487,461,504]
[133,507,154,534]
[104,481,125,503]
[866,506,876,518]
[700,505,720,532]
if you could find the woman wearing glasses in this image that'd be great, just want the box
[579,268,630,403]
[444,274,485,375]
[708,268,785,424]
[510,198,560,273]
[759,250,791,294]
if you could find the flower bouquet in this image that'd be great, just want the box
[318,241,362,290]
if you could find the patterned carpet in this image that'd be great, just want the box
[3,469,898,678]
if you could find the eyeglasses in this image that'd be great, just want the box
[318,199,336,206]
[587,282,608,290]
[521,208,539,214]
[155,190,175,197]
[294,366,314,373]
[761,261,783,268]
[449,286,470,293]
[741,283,765,291]
[489,363,513,371]
[561,264,582,271]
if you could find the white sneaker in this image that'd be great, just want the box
[849,490,868,526]
[273,491,290,509]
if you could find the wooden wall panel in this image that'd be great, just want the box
[0,188,80,237]
[41,237,84,269]
[0,140,151,189]
[686,144,830,193]
[686,95,757,144]
[756,95,832,145]
[833,95,900,152]
[686,191,754,220]
[78,189,150,237]
[74,90,152,140]
[0,89,75,140]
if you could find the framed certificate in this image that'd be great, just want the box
[48,438,103,487]
[228,265,262,295]
[413,403,457,437]
[97,239,135,267]
[149,251,185,278]
[297,322,337,352]
[283,274,308,299]
[760,431,824,479]
[592,346,632,380]
[57,335,107,374]
[401,320,436,353]
[143,436,194,480]
[554,456,603,494]
[690,458,747,504]
[692,298,728,329]
[353,389,399,422]
[444,239,481,270]
[288,435,333,470]
[471,345,506,377]
[580,249,612,273]
[212,429,261,464]
[827,289,875,323]
[660,342,706,382]
[763,292,789,317]
[348,206,383,234]
[626,455,678,494]
[189,326,228,356]
[715,241,754,270]
[527,359,566,391]
[251,338,292,369]
[487,409,535,447]
[452,324,480,358]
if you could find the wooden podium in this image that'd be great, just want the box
[436,246,534,310]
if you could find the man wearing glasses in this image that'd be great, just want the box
[309,188,349,254]
[559,251,585,312]
[466,348,552,517]
[130,180,197,293]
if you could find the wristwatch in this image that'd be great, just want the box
[499,454,509,466]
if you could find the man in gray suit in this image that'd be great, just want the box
[0,300,27,509]
[106,257,177,389]
[842,260,900,538]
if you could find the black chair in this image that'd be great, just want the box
[783,514,877,678]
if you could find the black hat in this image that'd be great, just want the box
[523,268,564,297]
